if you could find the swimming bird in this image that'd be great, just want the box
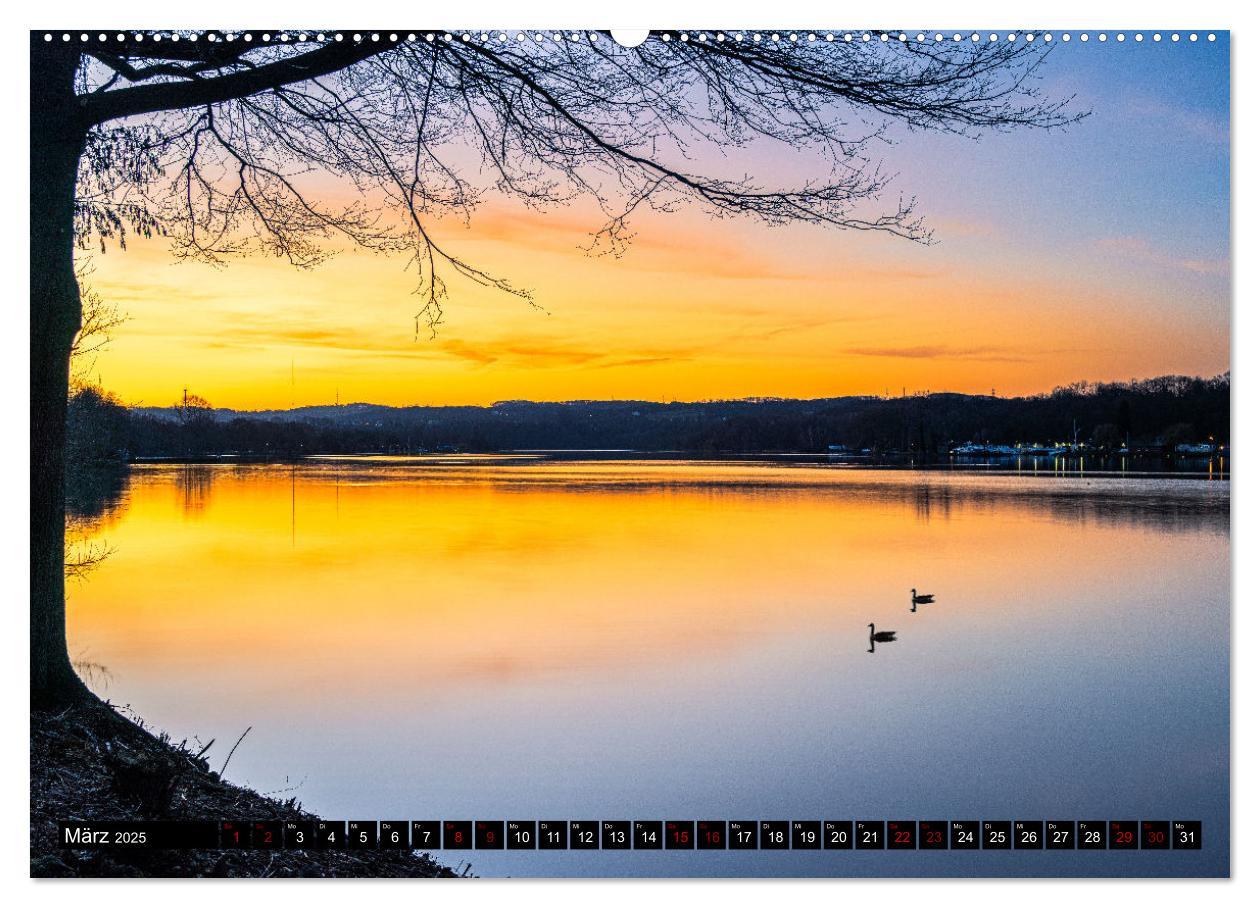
[868,623,897,652]
[910,588,935,612]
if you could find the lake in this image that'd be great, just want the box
[66,458,1230,877]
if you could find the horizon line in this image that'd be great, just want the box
[122,370,1231,414]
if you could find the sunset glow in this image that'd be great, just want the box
[79,41,1229,410]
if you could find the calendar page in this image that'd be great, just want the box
[29,23,1230,880]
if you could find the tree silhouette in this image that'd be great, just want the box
[31,29,1079,704]
[69,263,125,383]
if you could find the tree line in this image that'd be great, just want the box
[67,373,1229,463]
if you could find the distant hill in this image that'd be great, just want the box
[128,396,879,427]
[84,374,1227,460]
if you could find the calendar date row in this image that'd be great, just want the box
[61,819,1202,851]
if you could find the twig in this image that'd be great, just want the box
[219,726,251,777]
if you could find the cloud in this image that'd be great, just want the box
[843,345,1033,364]
[1096,235,1228,276]
[439,339,499,366]
[177,317,416,357]
[592,356,678,369]
[436,336,702,371]
[464,202,943,284]
[1180,258,1231,276]
[1127,98,1229,146]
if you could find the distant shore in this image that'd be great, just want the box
[69,373,1229,466]
[115,449,1230,482]
[31,698,458,878]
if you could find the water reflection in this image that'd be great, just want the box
[175,464,216,515]
[64,465,131,693]
[914,485,953,523]
[952,453,1229,479]
[65,465,129,587]
[64,457,1229,877]
[287,458,1228,533]
[70,654,115,690]
[65,463,130,530]
[68,459,1229,687]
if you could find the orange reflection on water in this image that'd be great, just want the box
[67,460,1227,702]
[62,459,1230,871]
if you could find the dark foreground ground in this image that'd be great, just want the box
[31,699,459,878]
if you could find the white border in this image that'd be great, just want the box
[2,1,1252,906]
[28,29,1231,42]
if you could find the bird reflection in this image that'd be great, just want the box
[911,588,935,612]
[867,622,897,653]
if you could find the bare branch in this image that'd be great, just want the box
[68,33,1085,332]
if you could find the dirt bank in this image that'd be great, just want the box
[31,698,460,878]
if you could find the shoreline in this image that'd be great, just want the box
[30,698,459,878]
[121,450,1231,481]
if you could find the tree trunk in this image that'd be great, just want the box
[31,37,90,706]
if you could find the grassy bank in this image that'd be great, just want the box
[31,698,459,878]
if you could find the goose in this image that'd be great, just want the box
[867,623,897,652]
[910,588,935,612]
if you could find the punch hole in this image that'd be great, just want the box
[610,29,650,48]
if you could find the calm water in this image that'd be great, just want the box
[67,458,1230,877]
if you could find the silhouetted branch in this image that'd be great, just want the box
[69,32,1084,332]
[65,538,114,582]
[220,725,252,777]
[70,262,126,382]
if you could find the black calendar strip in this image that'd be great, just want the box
[59,820,1202,851]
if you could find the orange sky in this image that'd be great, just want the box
[77,42,1230,410]
[78,191,1229,410]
